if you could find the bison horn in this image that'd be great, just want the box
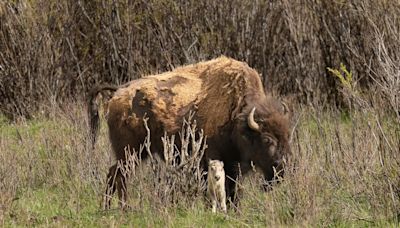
[281,102,289,115]
[248,107,260,131]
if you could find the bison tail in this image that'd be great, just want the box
[88,84,118,149]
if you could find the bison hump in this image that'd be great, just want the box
[107,72,203,132]
[106,56,265,136]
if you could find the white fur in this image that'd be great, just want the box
[207,160,227,213]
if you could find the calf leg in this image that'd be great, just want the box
[208,186,217,213]
[220,190,227,213]
[212,196,217,213]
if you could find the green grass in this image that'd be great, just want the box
[0,108,399,227]
[5,186,235,227]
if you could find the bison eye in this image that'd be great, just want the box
[264,135,277,145]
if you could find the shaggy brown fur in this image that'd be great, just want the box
[88,56,291,209]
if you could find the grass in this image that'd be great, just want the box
[0,103,399,227]
[6,187,233,227]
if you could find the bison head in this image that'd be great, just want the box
[232,103,291,185]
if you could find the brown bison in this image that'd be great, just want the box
[89,56,291,209]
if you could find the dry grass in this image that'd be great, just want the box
[0,102,398,226]
[113,113,208,210]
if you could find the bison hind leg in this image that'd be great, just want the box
[103,162,129,210]
[103,164,117,210]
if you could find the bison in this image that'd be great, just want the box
[88,56,291,209]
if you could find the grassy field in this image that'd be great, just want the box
[0,103,399,227]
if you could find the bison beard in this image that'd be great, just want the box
[88,56,291,209]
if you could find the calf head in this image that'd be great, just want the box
[208,160,225,181]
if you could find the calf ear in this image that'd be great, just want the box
[221,161,224,167]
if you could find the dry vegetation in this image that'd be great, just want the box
[0,103,398,226]
[1,0,399,118]
[0,0,399,226]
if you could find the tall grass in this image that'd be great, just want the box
[1,103,398,226]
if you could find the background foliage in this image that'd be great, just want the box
[1,0,399,119]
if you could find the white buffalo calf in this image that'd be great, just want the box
[207,159,227,213]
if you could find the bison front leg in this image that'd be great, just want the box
[225,176,239,206]
[103,161,129,210]
[224,164,242,208]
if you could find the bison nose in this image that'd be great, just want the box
[275,156,287,167]
[273,159,280,167]
[273,159,285,176]
[273,159,284,170]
